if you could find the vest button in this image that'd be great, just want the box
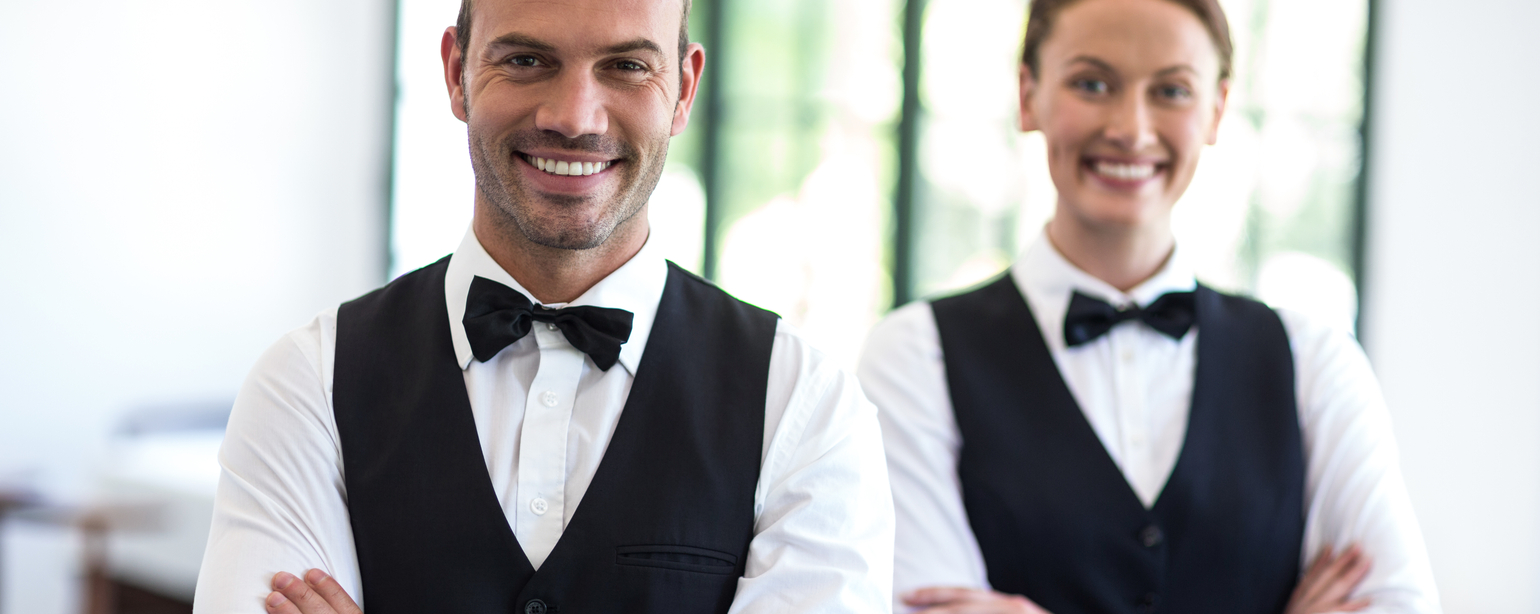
[1140,524,1164,548]
[1138,592,1160,612]
[525,599,548,614]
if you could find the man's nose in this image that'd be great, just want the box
[1104,94,1157,152]
[534,70,609,138]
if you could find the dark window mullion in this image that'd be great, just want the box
[893,0,927,308]
[700,0,728,281]
[1350,0,1379,339]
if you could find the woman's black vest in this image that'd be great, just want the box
[332,257,778,614]
[932,274,1305,614]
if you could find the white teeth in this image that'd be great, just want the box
[525,155,611,176]
[1094,161,1157,180]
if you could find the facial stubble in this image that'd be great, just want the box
[468,122,668,252]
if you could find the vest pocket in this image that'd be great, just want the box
[615,545,738,575]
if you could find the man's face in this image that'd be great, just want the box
[443,0,701,251]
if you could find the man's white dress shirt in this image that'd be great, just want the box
[193,227,895,613]
[858,232,1440,613]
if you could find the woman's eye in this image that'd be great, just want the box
[1157,85,1192,100]
[1072,79,1110,95]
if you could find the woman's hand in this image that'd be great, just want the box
[265,569,361,614]
[1286,544,1373,614]
[902,587,1052,614]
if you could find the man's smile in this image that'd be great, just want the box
[520,152,617,177]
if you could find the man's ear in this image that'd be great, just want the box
[671,42,707,137]
[1018,63,1041,133]
[1206,78,1231,145]
[442,27,469,123]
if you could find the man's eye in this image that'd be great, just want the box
[1073,79,1109,95]
[614,60,646,72]
[509,56,541,68]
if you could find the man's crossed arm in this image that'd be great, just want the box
[265,570,359,614]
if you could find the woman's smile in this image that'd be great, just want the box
[1081,156,1169,191]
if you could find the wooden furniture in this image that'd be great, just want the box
[0,486,42,609]
[8,498,182,614]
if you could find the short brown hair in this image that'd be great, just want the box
[1020,0,1234,81]
[455,0,693,68]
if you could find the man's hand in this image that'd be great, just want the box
[1286,544,1373,614]
[902,587,1052,614]
[265,569,361,614]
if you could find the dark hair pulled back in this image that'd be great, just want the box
[1021,0,1234,81]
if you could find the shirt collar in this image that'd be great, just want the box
[1010,228,1197,352]
[444,225,666,375]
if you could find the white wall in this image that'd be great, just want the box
[1,4,393,612]
[1363,0,1540,612]
[0,0,393,501]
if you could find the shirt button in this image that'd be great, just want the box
[545,322,557,331]
[1130,432,1147,447]
[540,391,559,407]
[530,497,548,515]
[525,599,548,614]
[1140,524,1164,548]
[1139,592,1160,612]
[1121,349,1135,363]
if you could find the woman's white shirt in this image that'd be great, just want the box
[858,232,1440,613]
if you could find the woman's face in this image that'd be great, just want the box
[1021,0,1228,232]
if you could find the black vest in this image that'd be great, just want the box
[333,258,779,614]
[932,274,1305,614]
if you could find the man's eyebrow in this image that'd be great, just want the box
[600,38,665,56]
[485,33,557,52]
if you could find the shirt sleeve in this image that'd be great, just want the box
[1283,309,1442,613]
[856,303,990,611]
[192,310,362,614]
[728,321,896,614]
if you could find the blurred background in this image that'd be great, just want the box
[1,0,1536,612]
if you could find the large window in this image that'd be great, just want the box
[391,0,1372,366]
[694,0,902,368]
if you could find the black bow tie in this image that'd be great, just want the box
[462,276,634,371]
[1063,290,1196,347]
